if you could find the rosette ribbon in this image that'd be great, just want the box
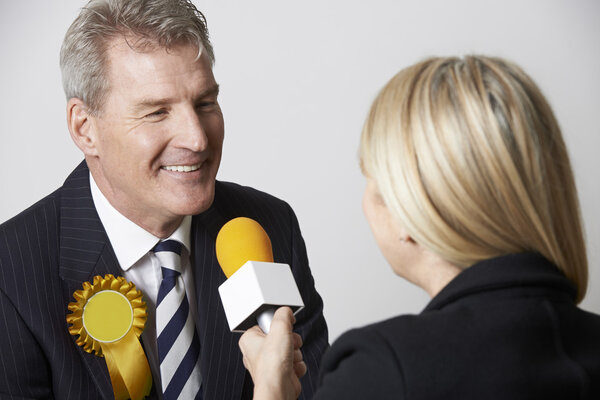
[67,274,152,400]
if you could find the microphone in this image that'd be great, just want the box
[216,217,304,333]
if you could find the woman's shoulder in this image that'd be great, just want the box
[316,309,510,399]
[315,316,418,400]
[318,302,600,399]
[329,314,422,353]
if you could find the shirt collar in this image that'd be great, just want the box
[90,172,192,271]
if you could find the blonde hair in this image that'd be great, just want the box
[60,0,214,115]
[360,56,588,302]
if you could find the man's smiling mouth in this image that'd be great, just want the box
[161,162,203,172]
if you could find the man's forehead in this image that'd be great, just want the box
[103,37,211,86]
[100,37,216,108]
[104,35,203,63]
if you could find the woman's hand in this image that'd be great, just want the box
[239,307,307,400]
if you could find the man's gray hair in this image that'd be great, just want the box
[60,0,214,115]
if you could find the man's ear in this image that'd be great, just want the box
[67,98,98,156]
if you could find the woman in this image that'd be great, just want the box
[239,56,600,399]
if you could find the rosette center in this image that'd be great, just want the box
[83,290,134,343]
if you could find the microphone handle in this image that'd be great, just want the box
[257,308,276,333]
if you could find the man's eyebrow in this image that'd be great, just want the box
[193,84,220,104]
[131,98,173,113]
[131,84,220,113]
[198,84,220,98]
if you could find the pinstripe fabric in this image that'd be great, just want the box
[0,164,116,400]
[0,161,329,399]
[193,180,330,400]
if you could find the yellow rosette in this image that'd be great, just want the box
[67,274,152,400]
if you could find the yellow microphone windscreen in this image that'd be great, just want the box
[216,217,274,278]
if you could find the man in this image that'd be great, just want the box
[0,0,328,399]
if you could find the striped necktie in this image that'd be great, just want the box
[153,240,203,400]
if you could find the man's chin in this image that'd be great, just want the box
[173,192,215,216]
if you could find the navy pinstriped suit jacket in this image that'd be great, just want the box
[0,161,329,399]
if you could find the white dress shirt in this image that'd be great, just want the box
[90,173,200,397]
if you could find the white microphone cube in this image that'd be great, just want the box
[218,261,305,332]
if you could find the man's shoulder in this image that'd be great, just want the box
[214,180,291,214]
[208,181,302,242]
[0,161,89,234]
[0,187,63,299]
[0,188,62,235]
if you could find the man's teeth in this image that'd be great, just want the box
[162,163,202,172]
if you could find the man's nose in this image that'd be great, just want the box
[174,107,209,151]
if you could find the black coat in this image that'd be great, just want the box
[315,253,600,399]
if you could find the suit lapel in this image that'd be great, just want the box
[58,162,133,400]
[192,197,249,399]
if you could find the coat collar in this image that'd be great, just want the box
[58,161,119,285]
[425,253,577,312]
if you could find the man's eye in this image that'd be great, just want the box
[147,109,167,118]
[197,101,217,110]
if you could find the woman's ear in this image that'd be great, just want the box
[398,226,414,244]
[67,98,98,156]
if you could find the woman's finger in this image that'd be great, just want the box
[269,307,295,332]
[292,332,303,349]
[239,326,262,353]
[293,361,307,379]
[293,349,303,363]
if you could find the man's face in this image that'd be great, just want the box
[87,39,224,235]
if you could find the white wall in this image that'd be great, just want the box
[1,0,598,341]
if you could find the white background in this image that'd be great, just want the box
[1,0,598,341]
